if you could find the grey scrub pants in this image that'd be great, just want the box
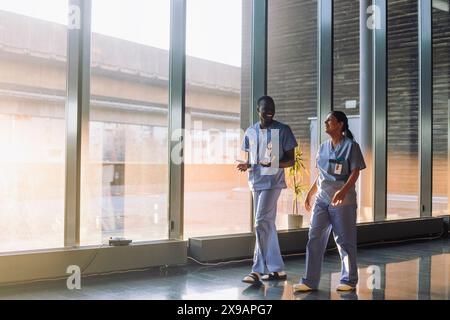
[300,200,358,289]
[252,188,284,274]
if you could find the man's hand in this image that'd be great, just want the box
[260,155,276,167]
[259,161,271,167]
[331,189,347,206]
[236,162,250,172]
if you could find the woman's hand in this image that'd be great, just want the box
[304,191,314,213]
[331,169,359,206]
[304,176,319,213]
[331,189,347,206]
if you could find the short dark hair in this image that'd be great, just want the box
[257,96,275,110]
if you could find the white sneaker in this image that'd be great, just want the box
[293,283,313,293]
[336,284,356,292]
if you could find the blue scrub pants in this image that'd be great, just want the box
[251,188,284,274]
[300,201,358,289]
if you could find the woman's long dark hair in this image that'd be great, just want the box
[329,111,354,141]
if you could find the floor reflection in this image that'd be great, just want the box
[0,239,448,300]
[235,253,449,300]
[236,240,449,300]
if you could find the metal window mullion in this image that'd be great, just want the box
[372,263,386,300]
[419,0,433,218]
[318,0,333,144]
[418,256,431,299]
[360,0,375,220]
[65,0,91,247]
[168,0,186,240]
[251,0,267,125]
[249,0,268,231]
[373,0,387,222]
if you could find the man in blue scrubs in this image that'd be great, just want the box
[294,111,366,292]
[237,96,298,284]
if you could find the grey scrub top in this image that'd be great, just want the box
[316,137,366,206]
[241,120,298,191]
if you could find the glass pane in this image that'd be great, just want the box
[268,0,318,230]
[0,0,68,252]
[81,0,170,245]
[387,0,420,220]
[184,0,251,238]
[432,1,450,217]
[334,0,360,116]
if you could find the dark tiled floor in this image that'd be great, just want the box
[0,238,449,300]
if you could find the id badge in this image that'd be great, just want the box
[334,162,343,175]
[261,142,272,165]
[264,142,273,159]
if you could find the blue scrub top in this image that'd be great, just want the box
[241,120,298,191]
[316,137,366,206]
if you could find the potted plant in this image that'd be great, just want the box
[285,146,309,229]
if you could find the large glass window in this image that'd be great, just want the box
[268,0,318,230]
[0,0,68,252]
[432,0,450,217]
[184,0,251,238]
[387,0,420,220]
[81,0,170,245]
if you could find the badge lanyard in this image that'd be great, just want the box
[334,162,343,175]
[257,127,272,164]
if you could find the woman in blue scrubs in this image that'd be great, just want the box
[294,111,366,292]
